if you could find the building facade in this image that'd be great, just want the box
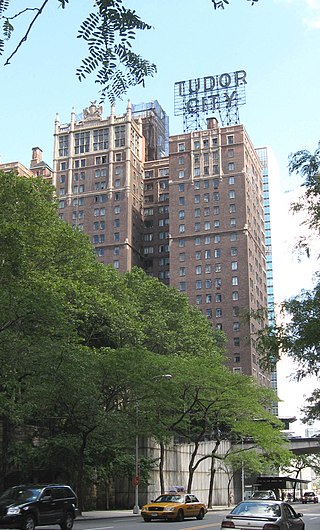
[53,101,269,384]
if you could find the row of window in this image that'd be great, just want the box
[178,218,238,231]
[58,126,128,156]
[177,135,234,152]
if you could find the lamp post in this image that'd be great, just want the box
[132,374,172,514]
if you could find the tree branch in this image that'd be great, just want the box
[4,0,50,65]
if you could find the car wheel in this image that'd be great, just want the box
[22,514,36,530]
[196,508,205,520]
[60,512,74,530]
[143,517,151,522]
[175,509,184,522]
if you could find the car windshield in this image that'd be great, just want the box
[0,487,42,502]
[154,495,184,503]
[231,502,281,517]
[251,491,274,499]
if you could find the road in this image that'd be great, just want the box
[71,503,320,530]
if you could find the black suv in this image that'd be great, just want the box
[0,484,78,530]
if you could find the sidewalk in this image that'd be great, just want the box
[80,506,230,519]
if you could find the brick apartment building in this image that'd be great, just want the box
[49,99,269,384]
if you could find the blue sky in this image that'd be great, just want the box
[1,0,320,428]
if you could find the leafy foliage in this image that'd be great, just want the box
[1,0,258,102]
[212,0,259,8]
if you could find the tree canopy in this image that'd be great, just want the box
[0,0,260,102]
[0,169,286,508]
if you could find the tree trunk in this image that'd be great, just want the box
[159,441,165,493]
[207,456,216,509]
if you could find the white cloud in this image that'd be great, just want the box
[274,0,320,29]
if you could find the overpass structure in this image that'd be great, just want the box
[288,436,320,455]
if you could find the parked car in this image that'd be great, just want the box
[301,491,318,503]
[141,493,207,522]
[250,490,277,500]
[220,500,304,530]
[0,484,78,530]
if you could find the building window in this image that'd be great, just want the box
[204,222,211,231]
[59,136,69,157]
[205,279,212,289]
[215,293,222,302]
[195,251,201,260]
[179,210,185,220]
[179,156,185,165]
[95,155,107,164]
[195,265,202,275]
[205,264,212,274]
[206,309,213,318]
[214,220,220,228]
[179,183,185,192]
[93,128,109,151]
[114,125,125,147]
[194,167,200,176]
[144,246,154,255]
[229,204,236,213]
[231,247,238,256]
[233,322,240,331]
[195,237,201,245]
[178,143,185,152]
[179,267,186,276]
[227,135,234,144]
[213,192,219,201]
[204,207,210,217]
[196,295,202,305]
[195,208,201,218]
[179,170,185,178]
[229,190,236,199]
[206,294,212,303]
[230,218,236,227]
[194,181,200,190]
[216,308,222,317]
[232,291,239,300]
[205,235,211,244]
[229,176,235,185]
[179,224,185,233]
[228,162,235,172]
[179,196,185,205]
[75,131,90,154]
[178,239,185,247]
[179,253,186,262]
[204,250,211,259]
[195,222,201,232]
[214,249,221,258]
[179,282,186,291]
[215,263,221,272]
[232,276,238,285]
[214,235,221,243]
[194,140,200,149]
[194,195,200,204]
[230,233,237,241]
[196,280,202,289]
[231,261,238,270]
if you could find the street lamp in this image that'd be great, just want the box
[132,373,172,514]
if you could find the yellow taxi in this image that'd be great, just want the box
[141,492,207,522]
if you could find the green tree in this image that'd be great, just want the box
[0,0,259,102]
[281,454,320,500]
[144,353,288,504]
